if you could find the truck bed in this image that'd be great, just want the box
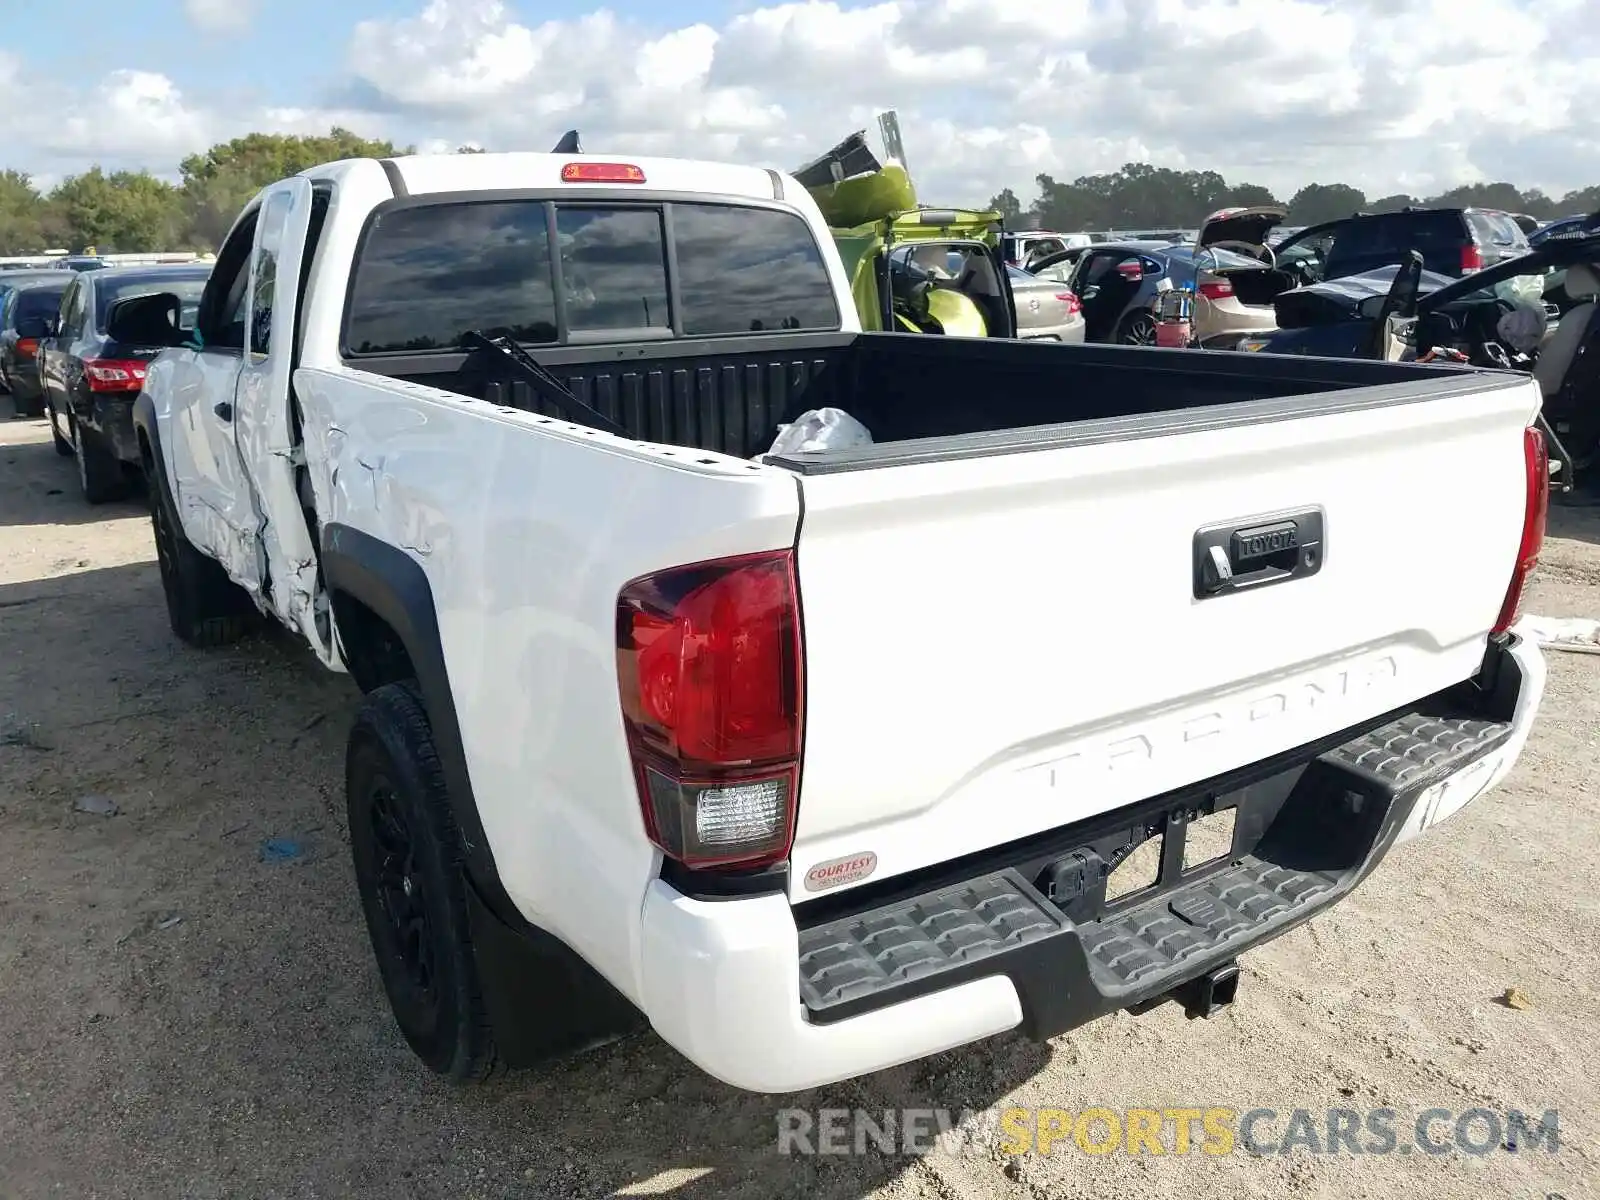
[353,332,1474,463]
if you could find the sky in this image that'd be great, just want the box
[0,0,1596,208]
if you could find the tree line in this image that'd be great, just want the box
[4,129,1598,256]
[0,129,478,256]
[989,163,1600,232]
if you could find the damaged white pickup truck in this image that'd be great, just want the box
[121,149,1550,1094]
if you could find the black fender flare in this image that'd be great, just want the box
[318,522,513,918]
[132,391,176,512]
[319,521,647,1061]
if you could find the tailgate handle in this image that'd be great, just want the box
[1194,508,1324,600]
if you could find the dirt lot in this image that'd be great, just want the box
[2,401,1597,1200]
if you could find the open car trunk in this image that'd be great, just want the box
[1217,266,1299,308]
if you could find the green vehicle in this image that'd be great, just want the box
[793,132,1017,339]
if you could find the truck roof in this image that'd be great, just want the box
[301,151,788,203]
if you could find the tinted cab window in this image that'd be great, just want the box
[345,199,838,354]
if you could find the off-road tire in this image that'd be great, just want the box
[346,682,505,1083]
[147,455,256,647]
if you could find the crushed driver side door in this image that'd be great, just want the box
[232,177,334,662]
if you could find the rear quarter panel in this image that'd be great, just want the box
[293,365,803,1003]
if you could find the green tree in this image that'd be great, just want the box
[179,127,407,248]
[987,187,1023,222]
[1366,193,1416,214]
[1286,183,1367,225]
[1425,181,1546,217]
[1558,185,1600,214]
[43,168,185,253]
[0,169,50,254]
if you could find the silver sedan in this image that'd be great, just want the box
[1008,265,1086,342]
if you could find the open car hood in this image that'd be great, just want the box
[794,130,919,228]
[795,129,1000,242]
[1272,264,1456,329]
[1198,205,1289,249]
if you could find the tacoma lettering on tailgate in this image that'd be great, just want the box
[1020,655,1400,790]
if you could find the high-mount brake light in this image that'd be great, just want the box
[1492,425,1548,635]
[615,550,803,870]
[561,162,646,184]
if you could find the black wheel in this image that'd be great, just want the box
[73,419,128,504]
[148,457,257,647]
[1119,311,1157,346]
[347,682,503,1082]
[48,404,72,457]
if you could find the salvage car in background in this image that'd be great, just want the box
[796,130,1016,339]
[1244,223,1600,480]
[1028,240,1284,347]
[37,263,211,501]
[1273,207,1538,301]
[1006,264,1085,341]
[0,276,69,416]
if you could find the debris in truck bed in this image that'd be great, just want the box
[762,407,873,457]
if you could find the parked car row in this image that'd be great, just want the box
[1009,202,1553,350]
[0,260,211,502]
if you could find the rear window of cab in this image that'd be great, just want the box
[342,198,841,356]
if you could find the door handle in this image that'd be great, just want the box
[213,401,233,422]
[1193,508,1324,600]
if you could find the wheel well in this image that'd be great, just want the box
[136,427,155,472]
[329,591,417,693]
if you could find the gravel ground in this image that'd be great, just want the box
[2,401,1597,1200]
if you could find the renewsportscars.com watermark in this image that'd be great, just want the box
[776,1106,1562,1159]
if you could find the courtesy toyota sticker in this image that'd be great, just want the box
[803,852,879,892]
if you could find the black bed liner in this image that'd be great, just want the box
[345,331,1516,466]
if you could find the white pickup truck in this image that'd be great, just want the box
[118,150,1550,1094]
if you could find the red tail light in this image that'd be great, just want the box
[1198,281,1233,300]
[1461,244,1484,271]
[15,337,38,359]
[1492,425,1548,634]
[561,162,646,184]
[616,550,803,869]
[1056,292,1082,314]
[83,359,148,393]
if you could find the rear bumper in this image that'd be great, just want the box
[86,394,141,463]
[639,636,1544,1094]
[1021,321,1087,344]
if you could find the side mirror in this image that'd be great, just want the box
[107,292,186,348]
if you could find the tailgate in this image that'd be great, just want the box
[785,374,1541,900]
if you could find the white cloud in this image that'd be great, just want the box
[184,0,255,35]
[2,0,1597,207]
